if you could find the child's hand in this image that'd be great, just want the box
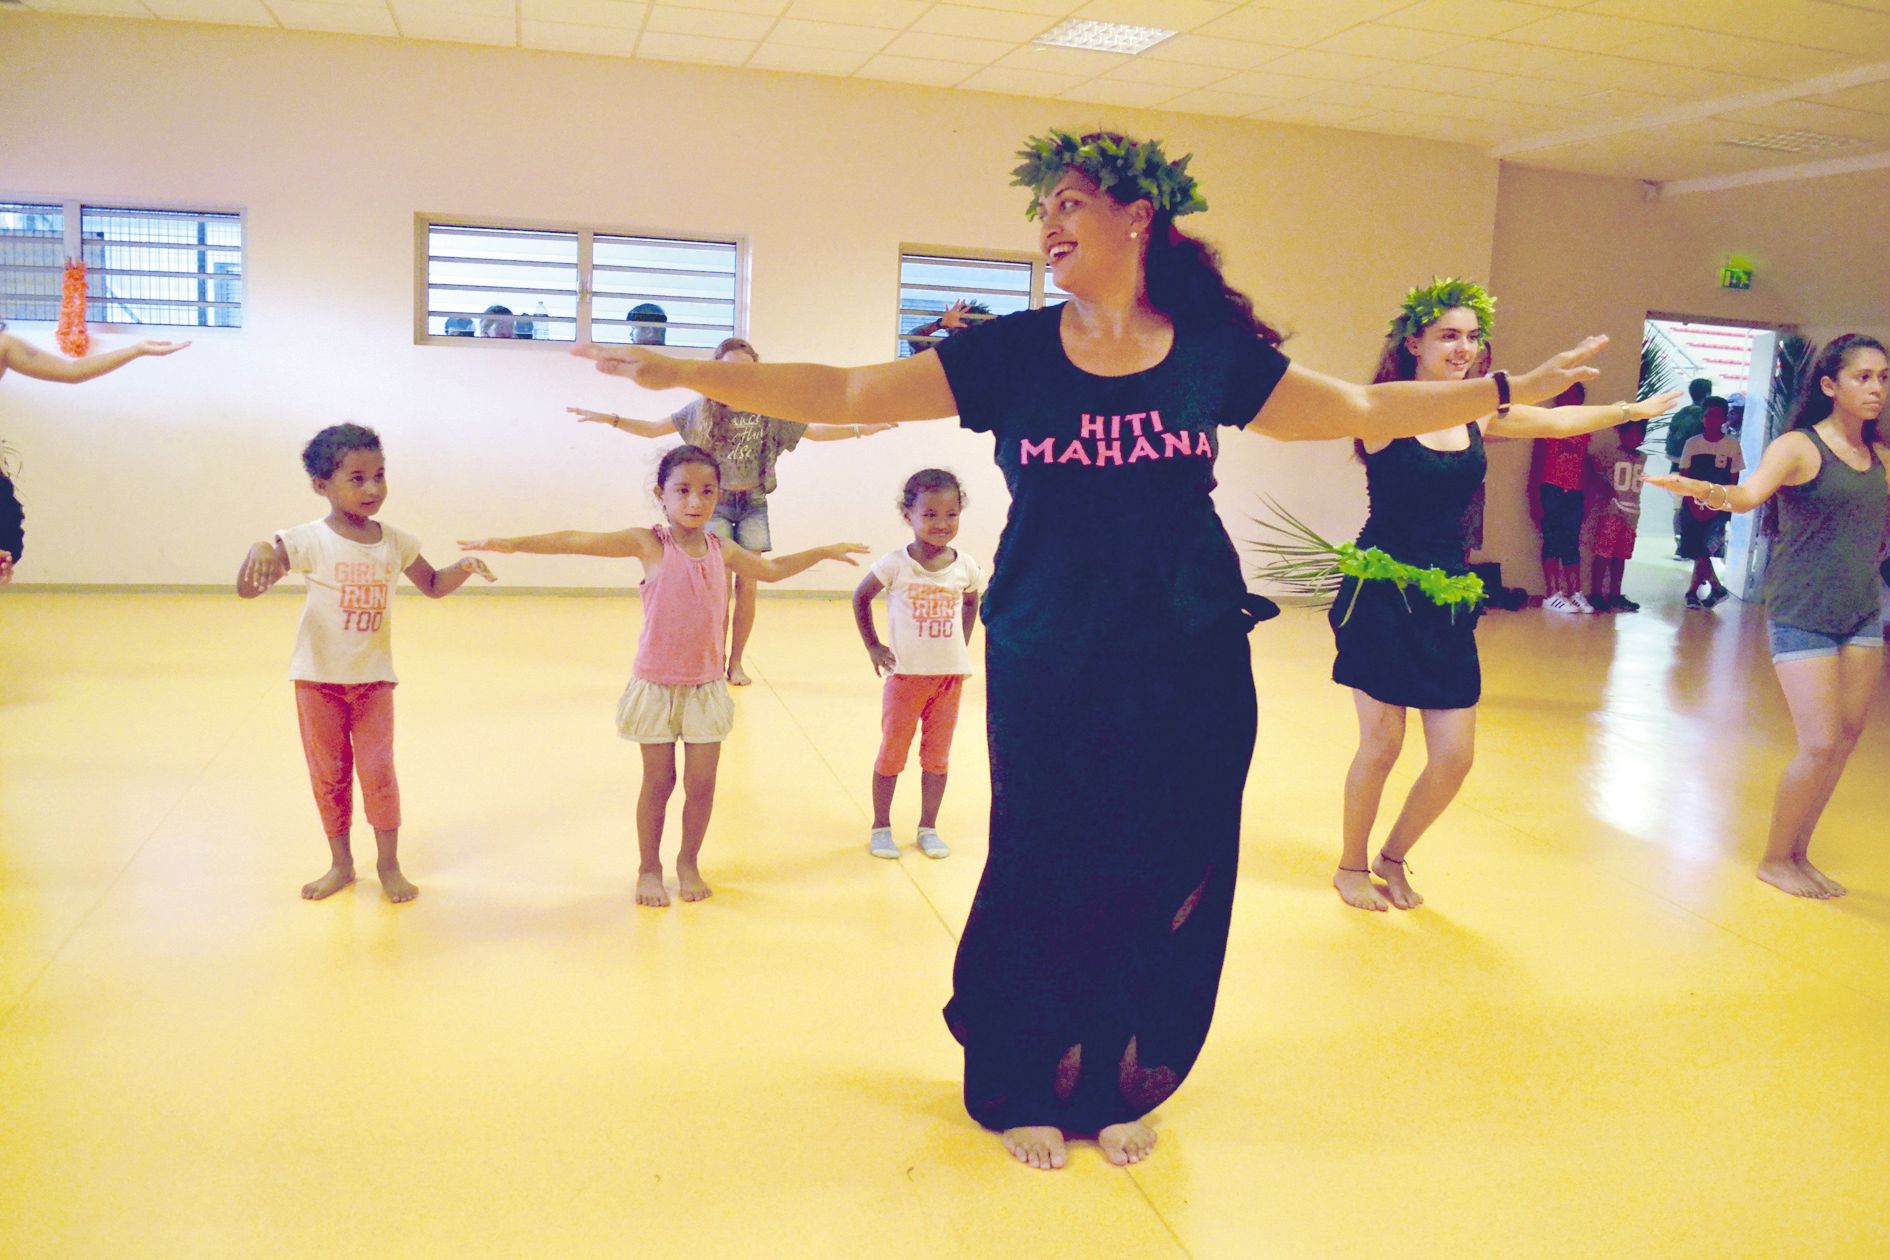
[570,343,685,391]
[822,543,872,566]
[243,541,285,591]
[567,407,615,425]
[457,538,515,554]
[457,557,498,582]
[867,644,897,676]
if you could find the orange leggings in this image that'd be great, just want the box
[876,674,964,778]
[294,681,400,837]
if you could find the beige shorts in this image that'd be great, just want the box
[616,676,735,744]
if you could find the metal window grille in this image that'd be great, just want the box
[81,206,244,328]
[0,201,69,324]
[897,251,1068,357]
[419,219,740,348]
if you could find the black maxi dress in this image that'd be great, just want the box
[933,305,1288,1133]
[1330,428,1487,711]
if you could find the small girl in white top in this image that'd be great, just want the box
[237,424,493,903]
[852,469,983,860]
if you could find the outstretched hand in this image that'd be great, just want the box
[1630,388,1688,421]
[1515,335,1606,403]
[457,557,498,582]
[822,543,872,566]
[137,340,191,357]
[456,538,516,554]
[571,343,686,391]
[567,407,617,425]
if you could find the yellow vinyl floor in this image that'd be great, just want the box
[2,582,1886,1258]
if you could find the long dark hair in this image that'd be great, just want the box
[655,443,721,491]
[1789,333,1885,446]
[1142,215,1286,348]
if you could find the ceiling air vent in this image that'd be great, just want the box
[1033,18,1175,55]
[1721,129,1857,154]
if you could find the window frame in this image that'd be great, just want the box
[414,212,748,355]
[0,192,247,334]
[894,243,1063,358]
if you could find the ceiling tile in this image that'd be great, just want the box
[1213,66,1324,99]
[766,17,889,52]
[522,0,643,28]
[854,53,977,85]
[1379,0,1547,37]
[994,43,1127,76]
[1100,57,1230,90]
[956,64,1091,96]
[746,41,869,73]
[1195,6,1373,48]
[1313,22,1470,63]
[1716,99,1890,142]
[1161,86,1291,115]
[953,0,1079,14]
[652,0,784,12]
[1809,80,1890,115]
[1247,99,1376,127]
[647,3,773,37]
[1343,110,1502,145]
[911,4,1055,42]
[1070,0,1232,30]
[784,0,925,27]
[1584,0,1890,54]
[1424,38,1590,79]
[1455,74,1572,106]
[268,0,399,33]
[1498,11,1688,54]
[1058,78,1185,107]
[637,29,757,62]
[396,0,511,20]
[881,30,1018,64]
[17,0,154,15]
[392,4,517,44]
[142,0,275,25]
[1141,32,1289,69]
[522,18,641,52]
[1261,48,1400,82]
[1364,62,1508,96]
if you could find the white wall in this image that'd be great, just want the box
[0,14,1500,590]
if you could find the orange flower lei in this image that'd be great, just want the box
[56,258,90,358]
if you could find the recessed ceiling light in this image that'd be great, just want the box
[1032,18,1176,56]
[1722,129,1856,154]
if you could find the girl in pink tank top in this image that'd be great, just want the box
[462,445,867,909]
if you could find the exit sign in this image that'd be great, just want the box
[1721,256,1754,290]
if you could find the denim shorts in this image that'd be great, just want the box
[705,488,771,553]
[1769,613,1886,662]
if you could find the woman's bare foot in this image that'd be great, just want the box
[377,864,419,904]
[1333,867,1388,912]
[676,862,713,903]
[728,663,752,687]
[636,868,670,908]
[1001,1126,1066,1170]
[301,865,355,900]
[1373,854,1423,909]
[1757,859,1826,898]
[1097,1120,1156,1166]
[1796,858,1847,897]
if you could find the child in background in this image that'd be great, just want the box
[462,445,866,907]
[1677,397,1744,608]
[1530,383,1593,612]
[1587,414,1649,612]
[237,423,495,903]
[853,469,983,860]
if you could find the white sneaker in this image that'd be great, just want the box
[916,828,951,859]
[868,828,898,859]
[1543,593,1574,613]
[1568,592,1596,614]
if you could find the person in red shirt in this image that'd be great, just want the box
[1529,382,1593,612]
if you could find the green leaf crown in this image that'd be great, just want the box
[1389,276,1496,343]
[1011,130,1207,221]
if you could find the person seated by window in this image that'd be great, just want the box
[628,302,667,346]
[478,305,516,338]
[443,316,475,337]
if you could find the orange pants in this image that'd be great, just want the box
[876,674,964,778]
[294,681,400,837]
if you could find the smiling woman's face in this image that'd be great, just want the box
[1406,307,1484,383]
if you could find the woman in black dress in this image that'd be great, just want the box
[1331,281,1679,912]
[576,134,1605,1170]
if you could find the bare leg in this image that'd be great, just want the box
[1373,706,1477,909]
[728,573,757,686]
[303,830,355,900]
[1765,648,1882,898]
[373,827,418,903]
[676,741,721,902]
[917,771,948,830]
[636,743,678,907]
[1335,690,1403,912]
[871,772,897,829]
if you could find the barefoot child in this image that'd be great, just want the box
[237,423,495,903]
[461,445,866,907]
[852,469,983,860]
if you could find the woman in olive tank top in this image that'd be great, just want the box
[1650,334,1889,900]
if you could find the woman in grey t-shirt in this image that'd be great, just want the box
[1651,333,1888,900]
